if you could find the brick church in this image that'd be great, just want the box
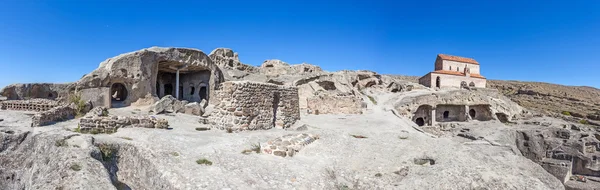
[419,54,486,88]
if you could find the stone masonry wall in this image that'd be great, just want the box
[31,105,75,127]
[208,81,300,131]
[306,94,363,114]
[0,99,60,112]
[78,115,168,134]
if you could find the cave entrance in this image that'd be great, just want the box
[156,61,211,102]
[415,117,425,126]
[469,109,476,118]
[110,83,128,107]
[199,86,207,101]
[272,92,280,127]
[164,84,173,96]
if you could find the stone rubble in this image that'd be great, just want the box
[261,133,319,157]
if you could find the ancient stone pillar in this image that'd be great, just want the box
[176,69,180,100]
[431,108,436,126]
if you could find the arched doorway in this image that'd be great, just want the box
[272,92,281,127]
[415,117,425,126]
[443,111,449,119]
[469,82,475,87]
[469,109,476,118]
[461,81,467,88]
[164,84,173,96]
[435,77,441,88]
[199,86,207,101]
[110,83,128,107]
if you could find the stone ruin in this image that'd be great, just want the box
[516,125,600,187]
[0,99,76,127]
[76,47,225,109]
[261,133,319,157]
[78,107,168,134]
[78,115,168,134]
[394,88,527,127]
[204,81,300,131]
[0,99,60,112]
[31,105,75,127]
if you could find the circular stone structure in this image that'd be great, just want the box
[76,47,225,108]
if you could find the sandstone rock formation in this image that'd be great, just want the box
[0,83,74,102]
[76,47,225,108]
[515,120,600,189]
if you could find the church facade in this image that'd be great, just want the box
[419,54,486,89]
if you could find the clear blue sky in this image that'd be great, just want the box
[1,0,599,88]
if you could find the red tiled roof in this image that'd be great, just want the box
[438,54,479,65]
[431,70,486,79]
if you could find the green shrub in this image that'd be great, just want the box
[196,158,213,165]
[55,139,68,147]
[98,144,114,161]
[579,120,589,125]
[367,95,377,105]
[69,93,87,117]
[561,111,571,116]
[70,163,82,171]
[242,143,261,155]
[171,152,180,156]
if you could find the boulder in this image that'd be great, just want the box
[184,102,204,116]
[85,106,108,117]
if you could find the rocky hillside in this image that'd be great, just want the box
[488,80,600,121]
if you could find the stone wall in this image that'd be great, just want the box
[429,73,487,88]
[78,115,168,134]
[306,94,363,114]
[207,81,300,131]
[442,60,481,74]
[261,133,319,157]
[31,105,75,127]
[0,99,60,112]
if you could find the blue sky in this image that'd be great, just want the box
[0,0,599,88]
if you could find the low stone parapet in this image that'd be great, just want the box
[31,105,75,126]
[0,99,59,112]
[78,115,168,134]
[261,133,319,157]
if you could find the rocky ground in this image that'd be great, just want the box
[0,88,574,190]
[1,47,599,189]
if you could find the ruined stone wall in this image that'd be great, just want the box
[78,115,168,134]
[0,99,60,112]
[31,105,75,127]
[306,94,363,114]
[208,81,300,131]
[418,73,433,88]
[261,133,319,157]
